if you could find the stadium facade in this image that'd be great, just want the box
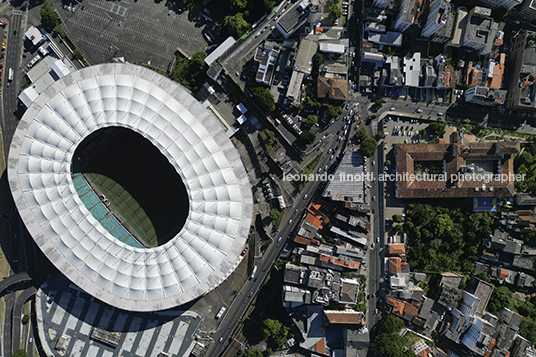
[8,63,253,311]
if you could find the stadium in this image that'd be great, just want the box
[8,63,253,311]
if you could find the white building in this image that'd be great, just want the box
[9,63,253,312]
[403,52,421,87]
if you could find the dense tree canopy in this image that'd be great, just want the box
[428,121,447,136]
[40,4,59,27]
[260,318,289,349]
[251,87,275,112]
[356,127,368,142]
[328,4,342,22]
[381,315,405,334]
[360,137,377,158]
[514,142,536,194]
[170,51,207,92]
[326,104,343,119]
[223,12,250,38]
[300,130,316,145]
[375,333,416,357]
[488,286,513,316]
[405,203,495,275]
[13,350,28,357]
[305,115,318,126]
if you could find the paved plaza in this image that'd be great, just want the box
[36,277,203,357]
[59,0,209,70]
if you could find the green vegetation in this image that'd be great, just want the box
[356,127,368,142]
[527,33,536,48]
[418,128,427,137]
[375,99,384,109]
[514,142,536,194]
[488,286,513,316]
[304,95,322,110]
[259,129,276,150]
[380,315,405,334]
[260,318,289,350]
[375,332,415,357]
[393,214,404,223]
[300,130,316,145]
[302,153,323,176]
[251,87,275,112]
[328,4,342,22]
[73,49,84,62]
[270,209,284,229]
[40,2,59,27]
[326,104,343,119]
[13,350,28,357]
[377,130,385,139]
[22,314,30,324]
[223,13,250,38]
[360,137,377,158]
[305,115,318,126]
[170,51,207,93]
[406,203,495,275]
[428,121,447,136]
[313,52,324,71]
[239,349,263,357]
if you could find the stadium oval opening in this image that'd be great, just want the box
[71,127,190,249]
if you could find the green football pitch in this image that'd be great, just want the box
[84,172,157,247]
[74,127,190,248]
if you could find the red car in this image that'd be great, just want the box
[241,247,248,256]
[372,209,375,214]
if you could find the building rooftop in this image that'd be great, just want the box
[367,31,403,47]
[294,37,319,74]
[323,151,365,202]
[324,310,365,325]
[395,140,519,198]
[317,77,349,101]
[389,244,406,255]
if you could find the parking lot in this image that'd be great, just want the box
[37,277,204,357]
[59,0,209,70]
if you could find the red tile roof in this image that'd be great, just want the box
[389,244,406,255]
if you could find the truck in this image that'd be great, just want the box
[250,265,258,279]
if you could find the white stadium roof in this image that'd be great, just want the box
[8,63,253,311]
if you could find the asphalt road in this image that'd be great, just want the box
[221,0,299,76]
[1,9,23,157]
[12,286,36,353]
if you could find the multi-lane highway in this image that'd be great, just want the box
[1,9,23,157]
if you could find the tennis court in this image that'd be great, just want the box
[73,127,189,247]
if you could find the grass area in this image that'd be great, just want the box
[85,172,156,246]
[293,153,323,189]
[270,208,284,230]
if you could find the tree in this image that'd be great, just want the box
[223,0,248,11]
[375,99,384,109]
[393,214,404,223]
[251,87,275,112]
[22,314,30,324]
[170,51,208,92]
[223,13,250,38]
[328,4,342,22]
[428,121,447,136]
[488,286,513,315]
[72,49,84,62]
[377,130,385,139]
[305,115,318,126]
[356,127,368,142]
[313,53,324,69]
[419,128,427,137]
[381,315,405,334]
[300,130,316,145]
[40,4,58,27]
[326,104,343,119]
[13,350,28,357]
[242,349,263,357]
[375,333,414,357]
[270,209,283,229]
[519,317,536,346]
[394,224,404,233]
[260,318,289,349]
[360,137,377,157]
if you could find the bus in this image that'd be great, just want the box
[8,68,13,81]
[215,307,226,319]
[250,265,258,280]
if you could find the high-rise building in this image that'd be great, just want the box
[393,0,419,32]
[515,0,536,22]
[421,0,451,39]
[372,0,392,9]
